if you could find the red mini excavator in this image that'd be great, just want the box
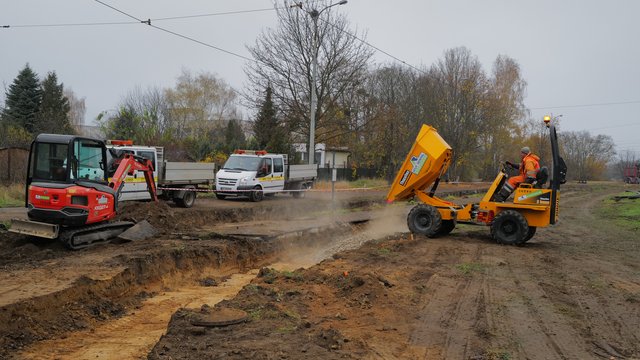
[9,134,158,249]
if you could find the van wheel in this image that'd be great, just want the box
[215,193,227,200]
[407,204,442,237]
[175,186,196,208]
[249,186,264,202]
[491,210,528,245]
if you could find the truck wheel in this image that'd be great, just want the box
[175,186,197,208]
[215,193,227,200]
[407,204,442,237]
[491,210,528,245]
[249,186,264,202]
[292,183,308,199]
[437,219,456,236]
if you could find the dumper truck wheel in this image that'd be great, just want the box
[249,186,264,202]
[437,219,456,236]
[491,210,528,245]
[407,204,442,237]
[523,226,537,243]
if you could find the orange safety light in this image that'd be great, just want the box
[109,139,134,146]
[543,115,551,128]
[255,150,268,155]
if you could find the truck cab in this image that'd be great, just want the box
[215,150,285,202]
[106,142,159,201]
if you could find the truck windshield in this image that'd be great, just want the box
[222,156,261,171]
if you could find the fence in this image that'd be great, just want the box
[316,166,380,181]
[0,148,29,184]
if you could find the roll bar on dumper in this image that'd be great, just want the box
[386,117,567,245]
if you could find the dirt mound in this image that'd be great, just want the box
[117,201,179,234]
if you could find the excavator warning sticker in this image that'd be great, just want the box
[399,170,411,186]
[410,153,428,174]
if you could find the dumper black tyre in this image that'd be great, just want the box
[407,204,442,237]
[491,210,528,245]
[437,219,456,236]
[523,226,537,243]
[249,186,264,202]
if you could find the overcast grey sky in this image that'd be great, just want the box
[2,0,639,154]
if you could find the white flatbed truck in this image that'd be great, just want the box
[107,141,216,207]
[215,150,317,202]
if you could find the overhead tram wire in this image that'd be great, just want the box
[1,21,137,28]
[316,17,426,75]
[530,100,640,110]
[151,8,277,21]
[2,6,280,29]
[93,0,256,63]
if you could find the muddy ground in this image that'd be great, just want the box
[1,183,639,359]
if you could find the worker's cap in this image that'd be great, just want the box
[521,146,531,154]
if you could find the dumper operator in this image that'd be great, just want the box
[494,146,540,202]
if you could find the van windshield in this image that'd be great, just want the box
[222,156,261,171]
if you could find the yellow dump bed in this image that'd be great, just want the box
[386,125,452,202]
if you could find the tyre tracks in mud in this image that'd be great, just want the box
[402,184,640,359]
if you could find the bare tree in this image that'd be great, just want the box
[164,69,239,140]
[562,131,616,181]
[63,88,86,127]
[477,55,527,179]
[245,0,373,152]
[615,150,639,181]
[419,47,488,180]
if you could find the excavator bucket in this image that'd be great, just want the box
[386,125,453,203]
[9,219,59,239]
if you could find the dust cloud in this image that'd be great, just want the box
[272,202,409,271]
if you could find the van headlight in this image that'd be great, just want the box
[239,177,250,184]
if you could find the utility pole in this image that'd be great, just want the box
[303,0,347,165]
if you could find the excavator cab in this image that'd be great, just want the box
[386,117,566,245]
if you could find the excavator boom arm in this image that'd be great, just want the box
[109,154,158,202]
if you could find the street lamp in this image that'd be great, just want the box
[305,0,347,165]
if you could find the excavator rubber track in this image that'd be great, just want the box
[60,221,134,250]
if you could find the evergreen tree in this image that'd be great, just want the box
[2,64,42,133]
[224,119,246,153]
[252,86,289,154]
[37,71,73,134]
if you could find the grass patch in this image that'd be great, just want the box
[597,192,640,231]
[0,183,24,208]
[482,349,512,360]
[455,262,486,275]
